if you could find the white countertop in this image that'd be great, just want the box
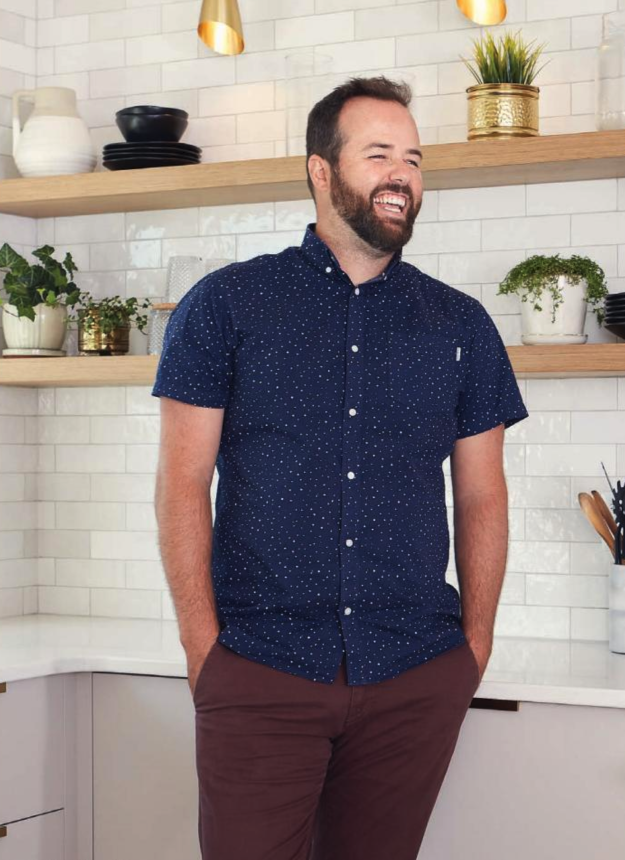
[1,614,625,708]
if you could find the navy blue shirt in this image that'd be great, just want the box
[152,223,529,685]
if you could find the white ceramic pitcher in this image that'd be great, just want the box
[12,86,97,177]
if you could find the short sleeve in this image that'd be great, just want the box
[151,274,235,409]
[456,304,529,439]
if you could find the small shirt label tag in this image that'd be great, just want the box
[456,346,462,361]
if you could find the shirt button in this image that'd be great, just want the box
[325,266,332,273]
[354,287,360,295]
[345,538,353,546]
[344,607,352,615]
[349,408,357,416]
[347,471,355,479]
[351,345,359,352]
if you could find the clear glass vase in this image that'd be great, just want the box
[596,11,625,130]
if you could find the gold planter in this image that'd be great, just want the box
[467,83,539,140]
[78,311,130,356]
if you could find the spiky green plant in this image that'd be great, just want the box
[461,30,549,86]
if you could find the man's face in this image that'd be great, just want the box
[327,96,423,254]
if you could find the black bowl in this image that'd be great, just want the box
[115,112,188,143]
[117,105,188,118]
[604,322,625,339]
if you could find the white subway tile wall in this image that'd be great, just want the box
[0,0,624,641]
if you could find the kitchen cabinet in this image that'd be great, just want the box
[0,810,64,860]
[92,673,200,860]
[0,674,92,860]
[420,700,625,859]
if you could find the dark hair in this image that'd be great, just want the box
[305,75,413,200]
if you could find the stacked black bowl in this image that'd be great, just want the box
[103,106,201,170]
[604,291,625,340]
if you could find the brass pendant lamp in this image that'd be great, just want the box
[198,0,245,55]
[456,0,507,25]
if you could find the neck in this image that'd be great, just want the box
[314,215,395,286]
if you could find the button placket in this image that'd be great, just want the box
[339,283,365,635]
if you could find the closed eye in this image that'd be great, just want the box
[368,154,421,168]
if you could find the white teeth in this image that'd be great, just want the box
[374,195,406,208]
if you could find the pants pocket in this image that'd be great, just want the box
[192,641,224,707]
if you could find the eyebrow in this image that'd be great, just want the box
[362,142,423,159]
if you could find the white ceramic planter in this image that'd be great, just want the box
[520,275,588,345]
[609,562,625,654]
[2,303,67,350]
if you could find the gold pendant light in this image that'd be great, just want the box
[456,0,507,26]
[198,0,245,56]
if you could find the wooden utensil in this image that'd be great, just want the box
[578,492,615,555]
[591,490,618,537]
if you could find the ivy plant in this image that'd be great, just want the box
[0,243,80,321]
[497,254,609,325]
[67,291,152,336]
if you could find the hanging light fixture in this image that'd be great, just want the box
[198,0,245,56]
[456,0,507,26]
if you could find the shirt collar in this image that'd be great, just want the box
[300,222,402,286]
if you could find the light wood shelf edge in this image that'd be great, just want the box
[0,345,623,387]
[2,130,625,217]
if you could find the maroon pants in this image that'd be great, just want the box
[193,639,480,860]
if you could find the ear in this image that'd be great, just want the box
[307,154,331,194]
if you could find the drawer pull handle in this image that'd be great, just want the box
[0,825,7,838]
[0,682,6,694]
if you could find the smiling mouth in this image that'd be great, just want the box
[372,193,409,216]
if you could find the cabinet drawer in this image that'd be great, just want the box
[0,809,64,860]
[0,676,65,824]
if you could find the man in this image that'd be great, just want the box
[152,76,529,860]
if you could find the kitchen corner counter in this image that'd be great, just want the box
[1,614,625,709]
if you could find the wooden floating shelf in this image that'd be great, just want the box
[1,130,625,218]
[0,344,623,388]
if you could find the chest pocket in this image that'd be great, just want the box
[389,330,465,412]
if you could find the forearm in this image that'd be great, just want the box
[453,487,509,642]
[154,471,220,649]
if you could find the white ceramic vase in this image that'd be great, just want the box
[2,303,67,350]
[609,562,625,654]
[520,275,589,345]
[12,86,97,177]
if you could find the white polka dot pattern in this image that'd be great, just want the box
[152,223,529,685]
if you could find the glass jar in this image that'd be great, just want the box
[596,11,625,130]
[147,304,175,356]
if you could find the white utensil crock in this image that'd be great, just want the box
[609,562,625,654]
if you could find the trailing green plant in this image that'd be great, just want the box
[67,291,152,335]
[498,254,609,325]
[0,243,80,321]
[461,30,549,86]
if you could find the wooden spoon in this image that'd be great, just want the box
[591,490,618,537]
[578,492,615,555]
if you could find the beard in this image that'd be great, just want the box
[329,163,421,254]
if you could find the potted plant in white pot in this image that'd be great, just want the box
[498,254,609,344]
[0,242,80,356]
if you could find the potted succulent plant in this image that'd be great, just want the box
[460,30,549,140]
[67,291,152,356]
[498,254,609,344]
[0,242,80,354]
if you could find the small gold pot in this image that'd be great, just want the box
[467,83,539,140]
[78,310,130,356]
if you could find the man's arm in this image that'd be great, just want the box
[154,396,225,693]
[449,422,509,678]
